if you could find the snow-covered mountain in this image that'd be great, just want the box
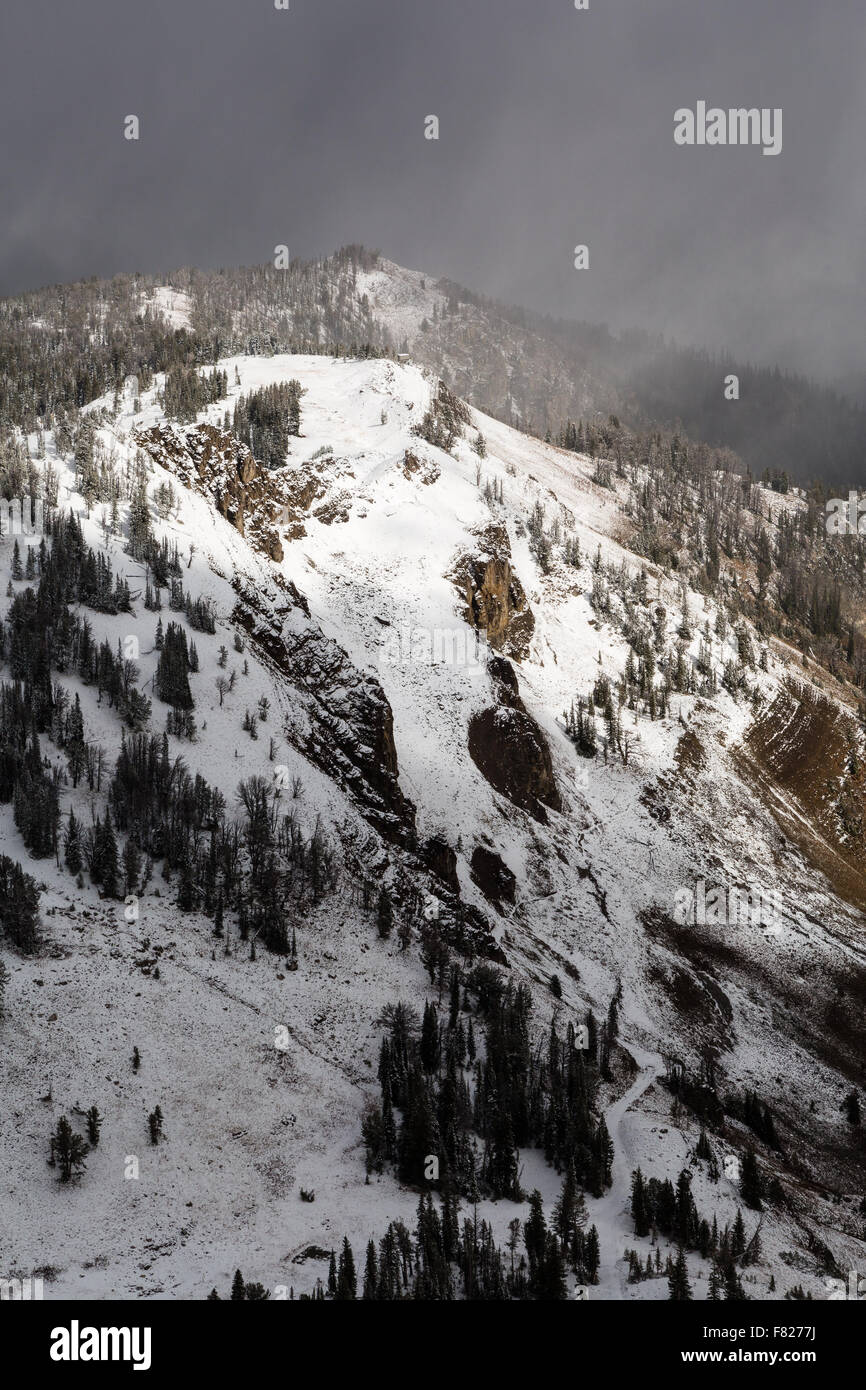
[1,321,865,1301]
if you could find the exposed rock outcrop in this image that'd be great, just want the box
[231,575,505,962]
[450,524,535,660]
[738,677,866,912]
[232,575,416,843]
[135,423,362,557]
[470,845,517,906]
[468,657,561,822]
[136,423,289,562]
[421,836,460,893]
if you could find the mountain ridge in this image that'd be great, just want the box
[0,294,865,1301]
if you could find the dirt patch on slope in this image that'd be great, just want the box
[736,678,866,913]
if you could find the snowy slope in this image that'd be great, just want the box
[1,350,864,1302]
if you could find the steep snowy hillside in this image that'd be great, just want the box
[1,351,864,1302]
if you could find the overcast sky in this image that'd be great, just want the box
[2,0,865,387]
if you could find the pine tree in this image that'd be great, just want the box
[362,1240,378,1300]
[723,1262,747,1301]
[0,855,41,952]
[420,1001,440,1073]
[584,1224,600,1284]
[376,888,393,939]
[740,1148,764,1211]
[523,1189,547,1286]
[52,1115,89,1182]
[230,1269,246,1301]
[156,622,194,709]
[97,811,120,898]
[86,1106,102,1145]
[668,1248,692,1300]
[128,477,153,561]
[123,837,142,896]
[554,1160,580,1258]
[731,1208,747,1259]
[336,1237,357,1299]
[631,1167,650,1237]
[64,806,83,867]
[540,1233,569,1300]
[0,955,9,1017]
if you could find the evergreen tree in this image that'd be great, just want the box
[554,1160,580,1257]
[156,622,194,709]
[0,955,9,1017]
[731,1208,747,1259]
[52,1115,89,1182]
[148,1105,163,1145]
[668,1248,692,1300]
[523,1189,547,1289]
[376,887,393,939]
[64,809,82,874]
[540,1233,568,1300]
[97,811,120,898]
[584,1225,600,1284]
[631,1167,650,1237]
[336,1237,357,1299]
[362,1240,378,1300]
[0,854,41,952]
[723,1262,747,1301]
[740,1148,764,1211]
[420,1000,440,1073]
[123,836,142,896]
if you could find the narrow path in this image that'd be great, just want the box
[588,1045,663,1298]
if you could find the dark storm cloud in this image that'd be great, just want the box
[2,0,865,385]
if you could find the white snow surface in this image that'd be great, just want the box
[1,351,864,1302]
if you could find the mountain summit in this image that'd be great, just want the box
[0,258,864,1300]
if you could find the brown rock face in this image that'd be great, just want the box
[470,846,517,905]
[422,836,460,893]
[738,677,866,913]
[468,657,561,822]
[451,524,535,660]
[232,576,416,843]
[136,423,287,562]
